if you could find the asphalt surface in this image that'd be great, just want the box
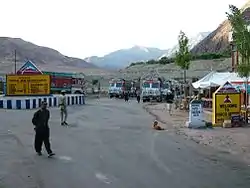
[0,98,250,188]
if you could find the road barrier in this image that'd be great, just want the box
[0,94,85,109]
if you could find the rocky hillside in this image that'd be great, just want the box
[0,37,96,73]
[160,32,210,58]
[191,1,250,54]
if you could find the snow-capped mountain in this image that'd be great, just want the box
[85,32,210,69]
[159,32,210,59]
[85,45,168,69]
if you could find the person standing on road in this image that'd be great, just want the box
[136,89,141,103]
[166,90,175,115]
[32,101,55,157]
[124,90,129,102]
[59,90,68,126]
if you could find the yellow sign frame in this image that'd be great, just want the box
[212,92,241,126]
[6,74,51,96]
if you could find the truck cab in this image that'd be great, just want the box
[108,80,124,98]
[141,80,162,102]
[71,74,85,94]
[162,82,171,101]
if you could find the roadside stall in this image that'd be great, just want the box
[192,72,250,109]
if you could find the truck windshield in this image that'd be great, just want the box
[151,83,159,88]
[110,83,115,87]
[163,83,169,89]
[116,83,122,87]
[143,82,150,88]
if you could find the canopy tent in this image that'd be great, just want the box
[192,71,232,89]
[192,71,250,90]
[196,81,219,89]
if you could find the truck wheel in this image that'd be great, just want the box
[142,99,146,103]
[110,95,114,98]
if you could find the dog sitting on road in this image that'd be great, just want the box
[152,120,165,130]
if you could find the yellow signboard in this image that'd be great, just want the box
[6,75,51,96]
[212,93,240,126]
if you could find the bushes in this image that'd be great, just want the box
[128,52,231,67]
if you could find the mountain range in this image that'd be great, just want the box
[0,37,96,74]
[84,46,168,69]
[1,0,250,73]
[85,32,210,69]
[159,32,210,59]
[86,0,250,69]
[191,1,250,54]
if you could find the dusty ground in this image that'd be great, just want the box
[144,103,250,164]
[1,98,250,188]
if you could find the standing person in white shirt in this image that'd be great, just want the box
[59,90,68,126]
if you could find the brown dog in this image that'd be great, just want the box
[152,120,165,130]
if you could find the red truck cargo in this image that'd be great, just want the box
[51,76,72,93]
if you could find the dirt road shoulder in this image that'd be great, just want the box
[143,103,250,163]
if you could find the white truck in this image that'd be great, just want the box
[108,79,124,98]
[71,73,85,94]
[141,79,162,102]
[162,81,172,101]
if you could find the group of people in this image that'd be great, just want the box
[31,90,68,157]
[123,90,141,103]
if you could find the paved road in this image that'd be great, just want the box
[0,98,250,188]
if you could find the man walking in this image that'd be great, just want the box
[59,90,68,126]
[32,101,55,157]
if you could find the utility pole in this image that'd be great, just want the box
[14,50,17,74]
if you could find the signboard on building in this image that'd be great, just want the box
[212,82,240,126]
[6,75,50,96]
[17,60,43,75]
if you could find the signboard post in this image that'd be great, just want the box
[6,75,51,96]
[186,99,205,128]
[212,81,240,126]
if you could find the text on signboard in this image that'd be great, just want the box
[191,105,201,117]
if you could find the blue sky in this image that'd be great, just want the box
[0,0,247,58]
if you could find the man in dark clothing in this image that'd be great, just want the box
[32,101,55,157]
[124,91,129,102]
[136,90,140,103]
[166,90,175,115]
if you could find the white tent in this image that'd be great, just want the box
[192,71,249,89]
[192,72,231,89]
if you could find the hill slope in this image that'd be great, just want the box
[0,37,96,73]
[191,1,250,54]
[160,32,210,58]
[84,45,167,69]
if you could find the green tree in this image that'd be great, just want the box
[175,31,191,101]
[226,5,250,110]
[146,59,157,64]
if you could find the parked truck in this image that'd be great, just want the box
[108,79,125,98]
[108,79,139,98]
[162,80,172,101]
[43,71,85,94]
[141,78,162,102]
